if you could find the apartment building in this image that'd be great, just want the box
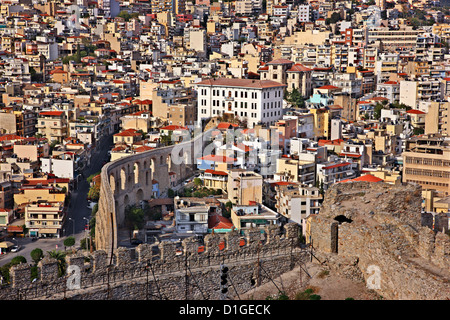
[399,79,444,109]
[196,78,286,128]
[36,111,68,143]
[174,197,221,236]
[425,101,450,137]
[227,169,263,205]
[367,27,420,49]
[275,183,322,224]
[316,161,357,191]
[230,204,278,234]
[403,134,450,196]
[25,201,65,238]
[274,156,316,186]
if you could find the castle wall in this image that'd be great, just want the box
[0,224,307,300]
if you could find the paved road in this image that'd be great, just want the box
[0,134,114,267]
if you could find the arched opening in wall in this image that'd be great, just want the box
[120,167,127,190]
[124,194,130,207]
[136,188,144,202]
[160,155,164,165]
[334,215,353,224]
[331,222,338,254]
[150,157,156,180]
[134,162,141,184]
[167,154,172,171]
[183,151,190,166]
[109,173,116,194]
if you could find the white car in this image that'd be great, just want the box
[10,245,21,252]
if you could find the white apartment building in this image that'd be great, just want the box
[297,4,311,22]
[195,78,286,128]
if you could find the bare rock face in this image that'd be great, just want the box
[309,181,450,300]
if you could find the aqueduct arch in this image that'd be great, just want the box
[95,129,212,254]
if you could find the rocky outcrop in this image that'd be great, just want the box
[309,181,450,300]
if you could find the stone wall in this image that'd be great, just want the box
[0,224,308,300]
[309,181,450,300]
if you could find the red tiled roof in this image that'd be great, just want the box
[322,162,351,170]
[217,122,238,130]
[40,111,64,117]
[317,85,340,90]
[196,78,286,89]
[406,109,426,114]
[205,169,228,176]
[160,125,188,131]
[114,129,141,137]
[198,155,236,163]
[340,174,383,183]
[208,214,234,230]
[0,134,24,142]
[287,64,313,72]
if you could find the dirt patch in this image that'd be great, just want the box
[239,262,382,300]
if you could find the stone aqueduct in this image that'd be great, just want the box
[95,129,213,254]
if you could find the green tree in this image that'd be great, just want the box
[118,10,131,21]
[63,236,76,248]
[286,88,305,108]
[30,248,44,265]
[124,205,145,239]
[193,177,203,187]
[373,103,384,120]
[10,256,27,265]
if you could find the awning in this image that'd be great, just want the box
[38,228,58,234]
[7,226,23,233]
[0,241,14,248]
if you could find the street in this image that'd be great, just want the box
[0,134,114,267]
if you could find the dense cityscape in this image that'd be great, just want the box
[0,0,448,302]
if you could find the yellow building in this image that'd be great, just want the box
[201,169,228,190]
[14,187,66,208]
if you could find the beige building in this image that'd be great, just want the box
[227,169,263,205]
[25,201,65,238]
[230,204,278,233]
[275,156,316,186]
[425,101,450,137]
[283,29,331,46]
[402,134,450,196]
[275,184,322,235]
[260,59,312,97]
[36,111,68,143]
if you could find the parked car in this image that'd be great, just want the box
[11,245,21,252]
[31,237,38,242]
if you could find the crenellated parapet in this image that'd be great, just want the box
[1,223,304,300]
